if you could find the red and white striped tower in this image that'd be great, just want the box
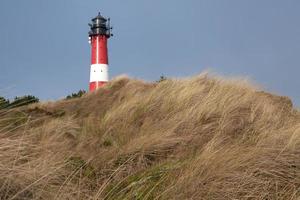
[88,12,113,91]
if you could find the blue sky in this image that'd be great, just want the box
[0,1,299,106]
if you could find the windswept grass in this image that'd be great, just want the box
[0,73,299,199]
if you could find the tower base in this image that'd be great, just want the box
[89,81,107,91]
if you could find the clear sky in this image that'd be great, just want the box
[0,1,299,106]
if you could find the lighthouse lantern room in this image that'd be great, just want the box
[88,12,113,91]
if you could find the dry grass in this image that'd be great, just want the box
[0,73,299,199]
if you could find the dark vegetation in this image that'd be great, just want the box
[0,95,39,109]
[0,89,87,111]
[66,90,86,100]
[0,97,10,109]
[156,75,167,83]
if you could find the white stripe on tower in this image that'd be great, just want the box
[90,64,109,82]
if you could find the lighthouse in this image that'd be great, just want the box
[88,12,113,91]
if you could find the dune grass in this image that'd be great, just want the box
[0,73,299,199]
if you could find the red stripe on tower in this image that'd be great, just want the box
[88,12,113,92]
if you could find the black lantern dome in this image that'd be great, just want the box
[88,12,113,38]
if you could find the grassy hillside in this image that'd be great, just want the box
[0,73,299,199]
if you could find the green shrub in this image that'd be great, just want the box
[0,97,10,109]
[66,90,86,100]
[156,75,167,83]
[9,95,39,108]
